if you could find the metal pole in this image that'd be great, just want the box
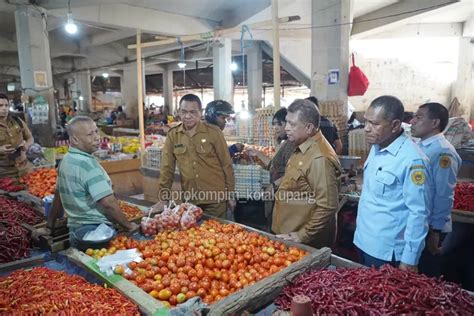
[272,0,281,109]
[136,29,145,165]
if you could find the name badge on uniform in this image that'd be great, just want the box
[201,139,207,143]
[174,144,185,148]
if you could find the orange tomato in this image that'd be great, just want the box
[158,289,172,301]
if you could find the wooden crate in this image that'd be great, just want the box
[452,208,474,224]
[69,214,327,315]
[0,250,158,315]
[209,252,363,315]
[9,190,43,207]
[100,159,143,195]
[64,248,168,316]
[0,254,47,275]
[22,219,70,253]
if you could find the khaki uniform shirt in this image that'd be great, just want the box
[0,117,26,178]
[272,131,342,248]
[159,121,235,204]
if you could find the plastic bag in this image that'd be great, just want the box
[141,202,204,235]
[140,217,160,237]
[155,201,185,230]
[348,53,369,96]
[96,249,143,276]
[83,223,115,241]
[180,203,204,230]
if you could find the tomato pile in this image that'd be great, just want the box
[20,168,57,198]
[453,182,474,212]
[85,247,118,259]
[0,267,140,315]
[119,201,143,220]
[107,220,307,307]
[244,145,275,157]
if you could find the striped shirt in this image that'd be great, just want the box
[57,147,113,228]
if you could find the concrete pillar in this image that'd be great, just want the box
[247,41,263,113]
[122,63,138,121]
[311,0,351,108]
[451,37,473,121]
[213,38,233,102]
[14,5,56,146]
[75,70,92,113]
[162,67,174,114]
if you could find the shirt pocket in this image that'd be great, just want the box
[195,141,213,156]
[280,168,304,191]
[0,133,7,145]
[373,170,398,198]
[173,146,187,162]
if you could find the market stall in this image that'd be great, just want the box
[0,254,142,315]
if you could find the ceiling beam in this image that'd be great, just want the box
[80,29,136,48]
[463,17,474,37]
[366,22,463,39]
[261,41,310,88]
[0,34,17,52]
[47,4,218,36]
[351,0,460,39]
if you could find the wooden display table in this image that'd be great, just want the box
[113,128,140,137]
[100,159,143,195]
[452,208,474,224]
[97,124,116,136]
[141,166,181,203]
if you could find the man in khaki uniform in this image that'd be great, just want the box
[0,94,34,178]
[156,94,235,218]
[273,99,342,249]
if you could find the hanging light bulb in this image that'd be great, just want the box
[102,72,109,78]
[78,95,84,101]
[65,0,78,35]
[177,39,186,69]
[238,101,250,120]
[65,13,78,34]
[230,62,238,72]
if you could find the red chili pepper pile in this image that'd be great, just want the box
[0,196,42,225]
[0,220,31,264]
[0,267,140,315]
[275,265,474,314]
[0,177,24,192]
[453,182,474,212]
[0,197,43,264]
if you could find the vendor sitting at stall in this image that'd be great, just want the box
[204,100,244,157]
[272,99,342,248]
[153,94,235,218]
[37,116,138,246]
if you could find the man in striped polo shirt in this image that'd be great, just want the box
[41,116,137,246]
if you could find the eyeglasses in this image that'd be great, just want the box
[179,109,200,117]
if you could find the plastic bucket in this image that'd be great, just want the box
[72,224,117,251]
